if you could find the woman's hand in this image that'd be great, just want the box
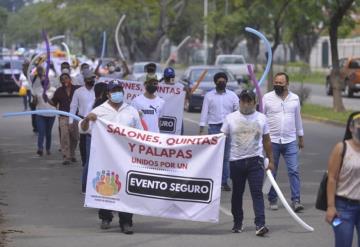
[325,206,338,224]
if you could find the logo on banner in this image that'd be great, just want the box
[126,171,213,203]
[93,170,122,196]
[159,116,177,133]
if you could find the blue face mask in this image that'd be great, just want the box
[110,92,124,103]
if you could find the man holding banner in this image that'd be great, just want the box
[79,79,143,234]
[221,89,274,236]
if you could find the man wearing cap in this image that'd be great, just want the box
[132,78,165,133]
[69,69,96,167]
[221,89,274,236]
[80,79,143,234]
[49,73,80,165]
[199,72,239,191]
[263,72,305,212]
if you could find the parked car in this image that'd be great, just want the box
[130,62,163,81]
[0,59,23,94]
[215,54,253,82]
[180,65,244,112]
[326,57,360,97]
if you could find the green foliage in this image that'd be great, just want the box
[0,6,8,32]
[302,103,354,124]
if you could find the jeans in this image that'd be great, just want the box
[230,156,265,227]
[36,115,55,151]
[208,123,230,185]
[268,141,301,203]
[82,135,91,193]
[22,90,31,110]
[332,197,360,247]
[98,209,133,227]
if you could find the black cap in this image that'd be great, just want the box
[239,89,256,101]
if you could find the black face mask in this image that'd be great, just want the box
[146,85,157,94]
[85,80,95,87]
[216,82,226,91]
[274,85,285,96]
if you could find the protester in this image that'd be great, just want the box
[132,78,164,133]
[138,62,157,82]
[199,72,239,191]
[263,72,305,212]
[221,89,274,236]
[79,79,143,234]
[326,111,360,247]
[49,73,80,165]
[69,70,96,167]
[32,72,56,156]
[18,62,31,111]
[73,63,90,86]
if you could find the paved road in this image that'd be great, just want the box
[0,95,354,247]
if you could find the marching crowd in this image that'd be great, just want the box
[16,57,360,246]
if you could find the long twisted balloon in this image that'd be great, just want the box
[42,30,51,96]
[115,15,126,61]
[245,27,272,87]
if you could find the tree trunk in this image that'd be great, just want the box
[329,23,345,112]
[246,34,259,66]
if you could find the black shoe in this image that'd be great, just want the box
[62,160,71,165]
[37,150,43,156]
[221,183,231,191]
[100,220,111,229]
[255,225,269,237]
[232,223,243,233]
[121,224,134,234]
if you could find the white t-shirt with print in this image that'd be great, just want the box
[221,111,269,161]
[131,94,165,133]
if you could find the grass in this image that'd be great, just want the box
[301,103,354,125]
[288,71,326,85]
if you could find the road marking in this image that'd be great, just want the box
[220,206,232,216]
[184,117,199,125]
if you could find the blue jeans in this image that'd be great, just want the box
[82,135,91,193]
[230,156,265,227]
[208,123,230,185]
[333,197,360,247]
[36,115,55,151]
[268,141,301,203]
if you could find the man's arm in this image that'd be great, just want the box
[80,113,97,132]
[262,134,274,171]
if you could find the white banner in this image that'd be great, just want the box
[84,119,225,223]
[97,78,185,135]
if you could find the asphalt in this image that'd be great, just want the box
[0,95,355,247]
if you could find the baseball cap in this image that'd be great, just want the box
[164,67,175,78]
[239,89,256,101]
[83,69,96,80]
[107,79,123,91]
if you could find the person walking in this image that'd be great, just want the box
[49,73,80,165]
[69,70,96,167]
[80,79,143,234]
[263,72,305,212]
[199,72,239,191]
[326,111,360,247]
[132,78,164,133]
[221,89,274,236]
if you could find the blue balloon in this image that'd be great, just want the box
[3,110,82,121]
[245,27,272,86]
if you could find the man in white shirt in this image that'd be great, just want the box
[263,72,305,212]
[73,63,90,86]
[132,78,165,133]
[199,72,239,191]
[70,69,96,167]
[79,79,143,234]
[221,89,274,236]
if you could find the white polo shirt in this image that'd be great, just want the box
[69,86,95,124]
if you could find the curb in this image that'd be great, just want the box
[302,114,346,127]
